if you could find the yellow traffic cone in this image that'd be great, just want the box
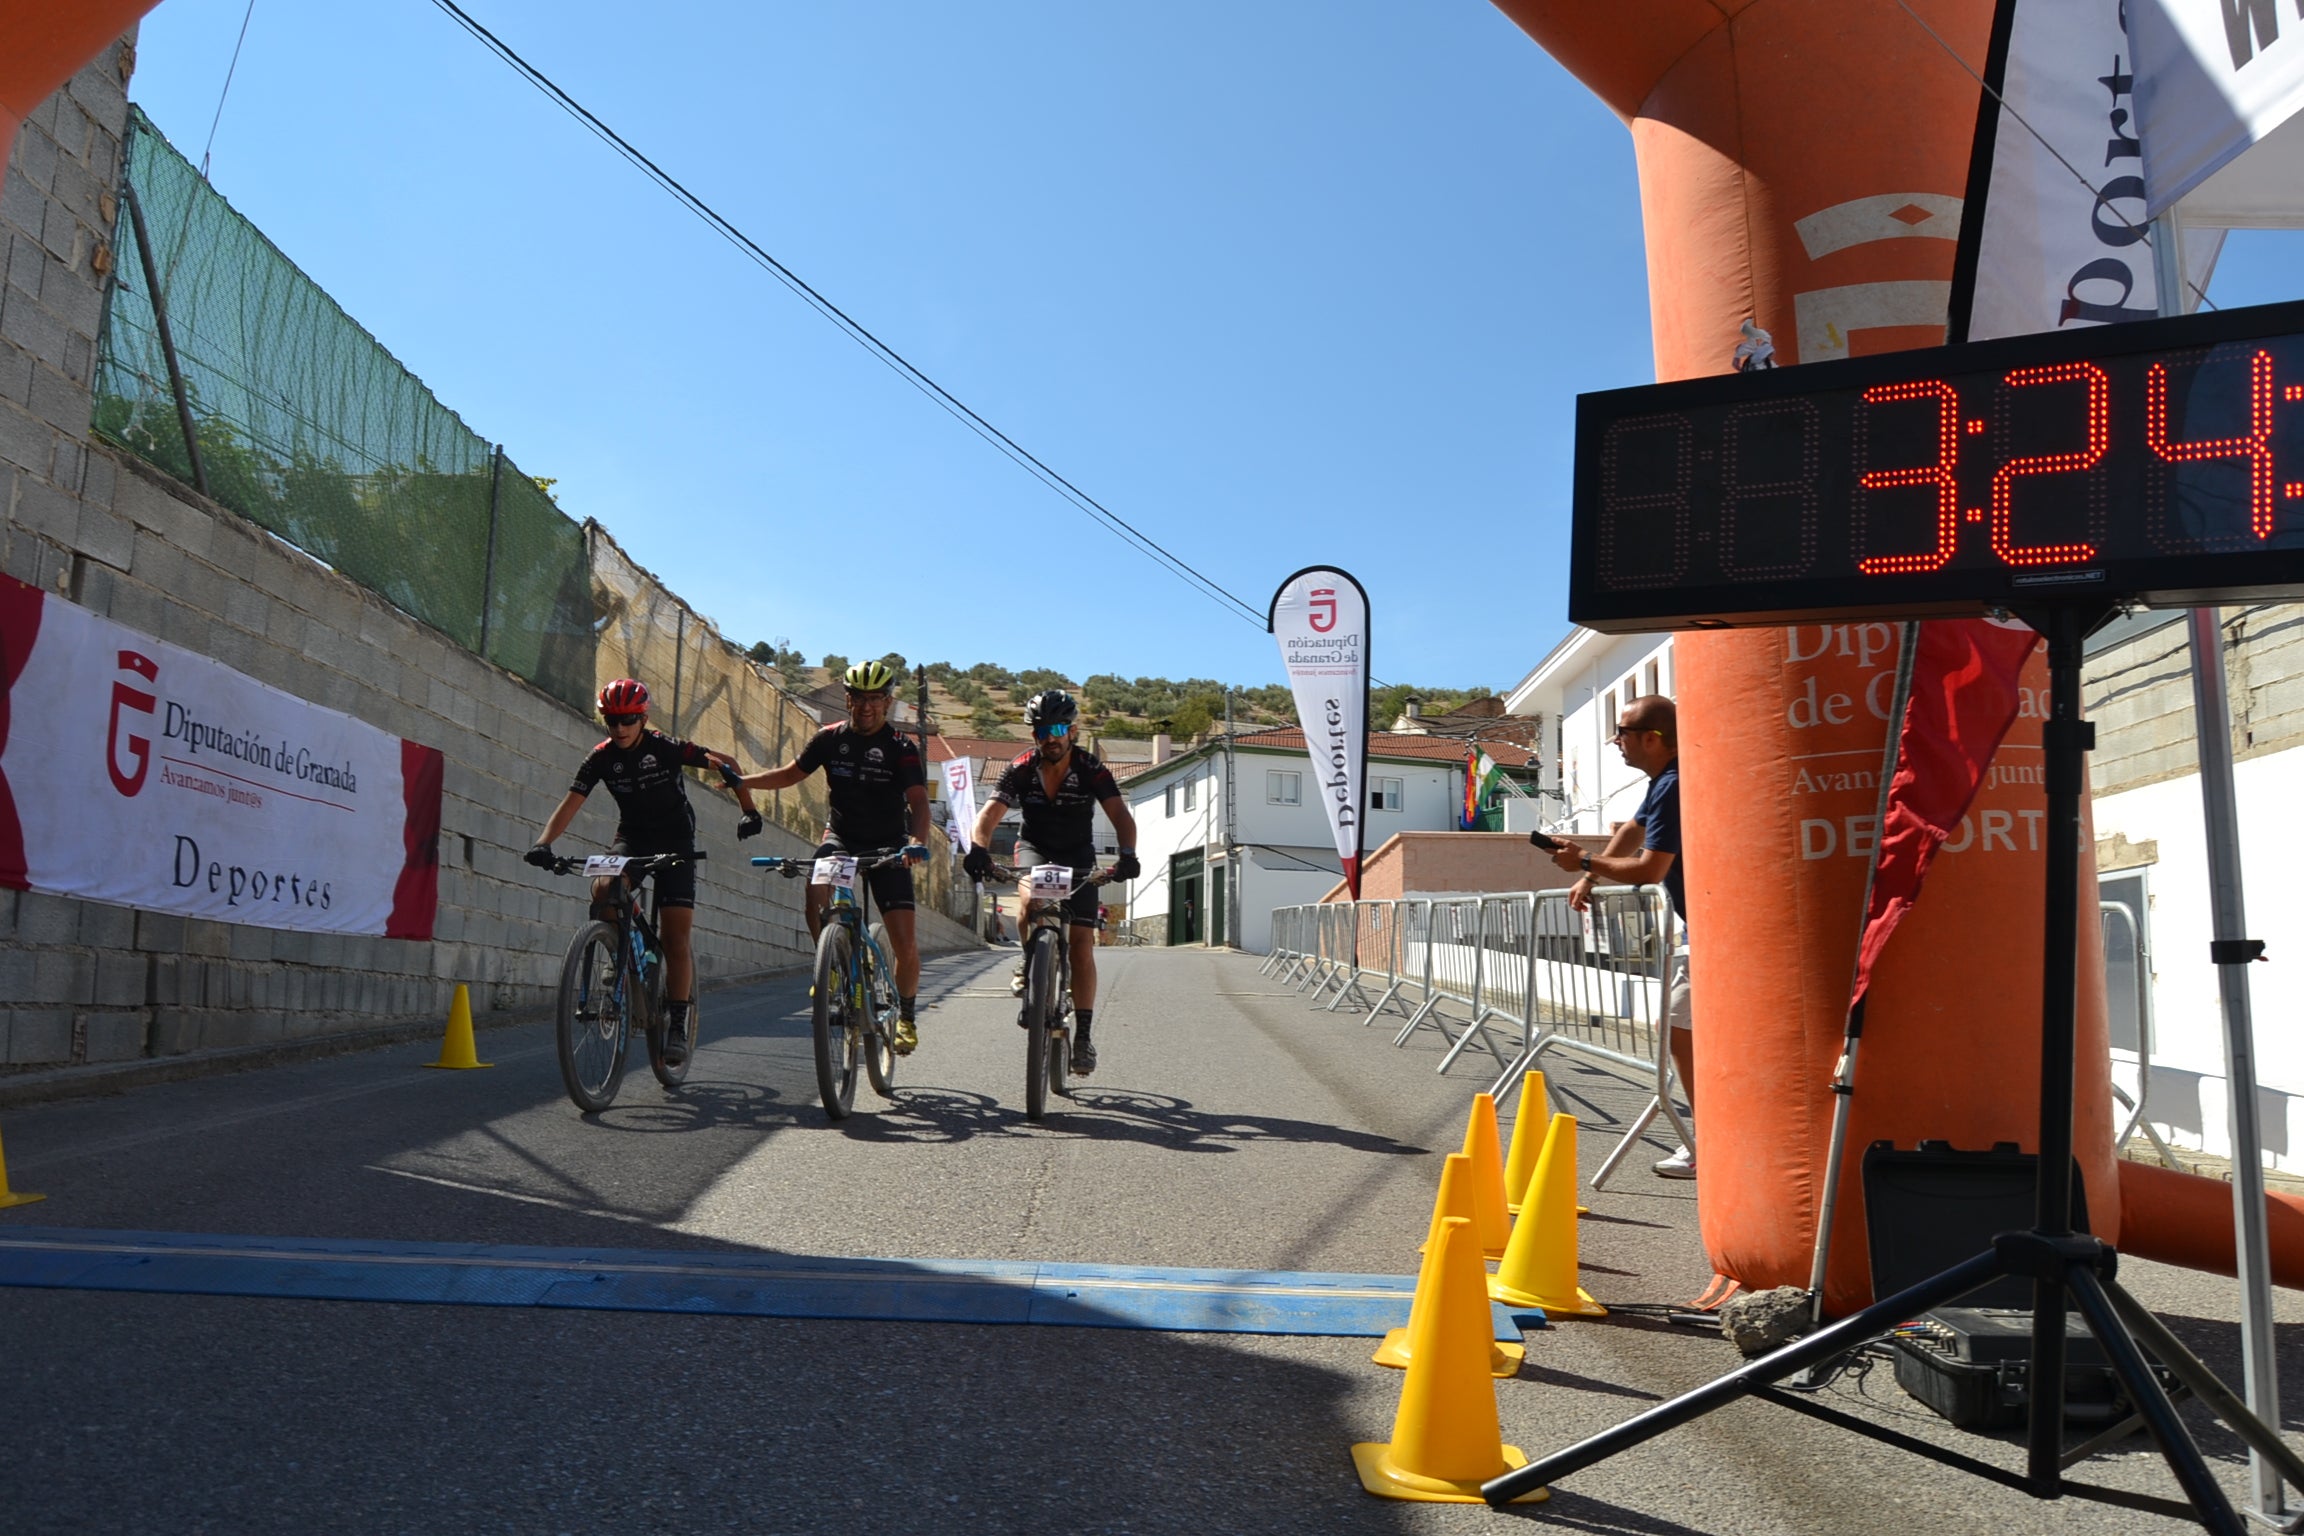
[1352,1217,1546,1504]
[1503,1070,1551,1214]
[1462,1092,1511,1258]
[424,983,493,1070]
[0,1121,45,1209]
[1504,1070,1586,1217]
[1490,1113,1606,1317]
[1378,1153,1523,1377]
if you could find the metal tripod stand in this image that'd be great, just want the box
[1482,602,2293,1531]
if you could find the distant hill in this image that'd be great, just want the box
[743,644,1495,746]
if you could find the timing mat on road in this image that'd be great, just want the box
[0,1227,1534,1339]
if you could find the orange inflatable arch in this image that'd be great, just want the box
[1491,0,2304,1312]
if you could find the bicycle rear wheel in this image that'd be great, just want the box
[812,921,860,1119]
[862,926,898,1098]
[556,921,630,1113]
[1023,928,1061,1121]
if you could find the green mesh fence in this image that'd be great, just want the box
[94,110,593,710]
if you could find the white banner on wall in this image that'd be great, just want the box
[0,576,444,936]
[1267,567,1370,898]
[941,753,979,852]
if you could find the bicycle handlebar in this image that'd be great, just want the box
[750,848,916,878]
[548,850,701,877]
[984,863,1120,889]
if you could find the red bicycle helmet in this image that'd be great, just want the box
[598,678,650,716]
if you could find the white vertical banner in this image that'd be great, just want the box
[1266,567,1369,899]
[941,754,979,852]
[1963,0,2165,340]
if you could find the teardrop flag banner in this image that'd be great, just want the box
[1267,567,1369,899]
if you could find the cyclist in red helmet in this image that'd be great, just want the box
[526,678,761,1067]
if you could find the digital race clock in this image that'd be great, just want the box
[1567,299,2304,632]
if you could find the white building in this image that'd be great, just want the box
[1120,728,1533,952]
[1502,628,1675,834]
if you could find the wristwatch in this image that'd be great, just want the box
[1579,852,1593,874]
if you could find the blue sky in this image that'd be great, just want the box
[123,2,2301,695]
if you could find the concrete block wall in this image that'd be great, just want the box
[0,48,976,1074]
[2086,604,2304,800]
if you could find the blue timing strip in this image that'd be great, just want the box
[0,1228,1539,1339]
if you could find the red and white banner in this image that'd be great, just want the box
[0,576,443,937]
[1267,566,1370,898]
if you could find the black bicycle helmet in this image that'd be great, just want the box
[1023,689,1078,730]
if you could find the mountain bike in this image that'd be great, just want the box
[546,850,701,1113]
[754,848,907,1120]
[988,860,1119,1121]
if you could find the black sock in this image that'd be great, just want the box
[1075,1008,1093,1039]
[668,999,691,1026]
[900,995,916,1022]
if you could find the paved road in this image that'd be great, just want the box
[1,945,2298,1533]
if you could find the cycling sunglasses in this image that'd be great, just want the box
[602,712,644,727]
[1033,721,1072,740]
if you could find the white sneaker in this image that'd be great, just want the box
[1653,1146,1696,1180]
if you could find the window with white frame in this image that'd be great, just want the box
[1267,769,1301,805]
[1183,778,1197,812]
[1163,786,1175,817]
[1642,658,1660,698]
[1371,776,1403,812]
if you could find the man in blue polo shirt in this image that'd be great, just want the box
[1545,693,1693,1178]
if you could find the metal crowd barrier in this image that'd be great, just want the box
[1265,886,1689,1196]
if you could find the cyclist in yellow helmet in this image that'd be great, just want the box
[743,660,932,1051]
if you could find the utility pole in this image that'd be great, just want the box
[1224,688,1240,950]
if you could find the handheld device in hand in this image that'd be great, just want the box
[1529,831,1565,853]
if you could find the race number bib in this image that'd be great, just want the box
[1028,865,1075,902]
[812,856,860,889]
[583,855,632,876]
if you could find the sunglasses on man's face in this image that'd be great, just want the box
[604,713,643,728]
[1034,722,1071,740]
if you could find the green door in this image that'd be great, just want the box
[1211,865,1228,947]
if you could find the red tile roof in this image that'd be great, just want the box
[1225,728,1536,768]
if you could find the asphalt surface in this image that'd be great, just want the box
[2,944,2300,1533]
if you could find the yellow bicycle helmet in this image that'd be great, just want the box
[843,659,896,694]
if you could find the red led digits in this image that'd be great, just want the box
[2148,348,2276,540]
[1855,380,1961,574]
[1990,362,2108,565]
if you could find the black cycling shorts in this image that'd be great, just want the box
[609,831,697,910]
[812,837,915,914]
[1018,844,1102,930]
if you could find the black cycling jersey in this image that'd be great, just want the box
[571,728,712,844]
[990,746,1121,864]
[795,723,926,850]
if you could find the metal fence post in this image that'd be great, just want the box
[121,177,207,498]
[478,443,504,659]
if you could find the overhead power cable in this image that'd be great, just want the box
[423,0,1268,628]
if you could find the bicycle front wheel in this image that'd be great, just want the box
[862,925,898,1099]
[812,921,860,1119]
[556,921,631,1113]
[1023,928,1061,1121]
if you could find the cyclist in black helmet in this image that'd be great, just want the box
[742,660,933,1052]
[526,678,763,1068]
[964,689,1138,1076]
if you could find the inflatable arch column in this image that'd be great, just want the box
[1488,0,2119,1315]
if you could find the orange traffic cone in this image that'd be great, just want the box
[424,983,493,1070]
[1378,1153,1523,1377]
[1352,1217,1546,1504]
[1503,1070,1551,1214]
[0,1120,44,1208]
[1491,1113,1605,1318]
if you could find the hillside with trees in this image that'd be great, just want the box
[744,644,1494,743]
